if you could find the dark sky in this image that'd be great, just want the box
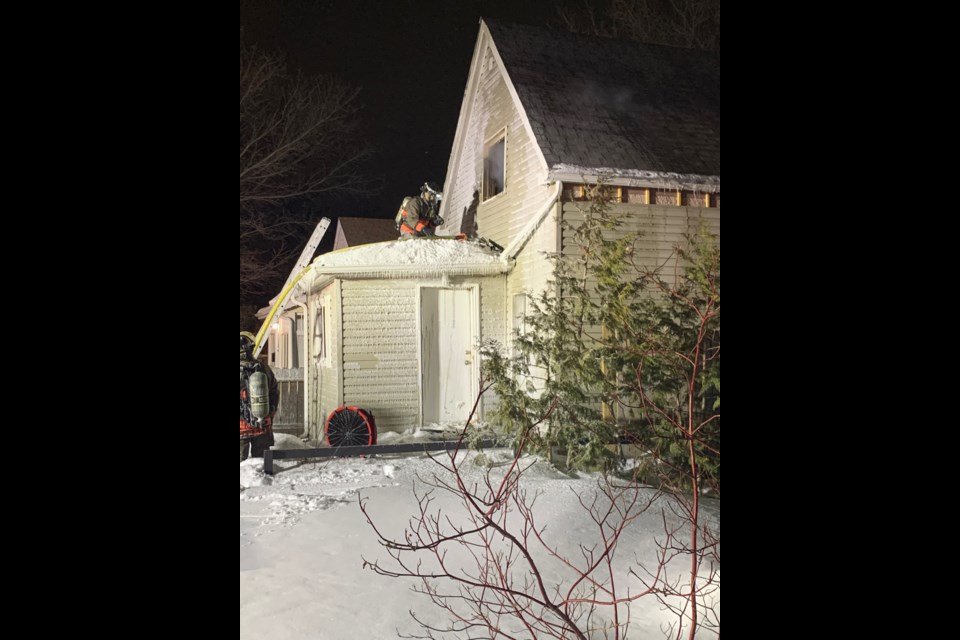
[240,0,572,221]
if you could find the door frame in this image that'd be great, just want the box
[415,283,481,427]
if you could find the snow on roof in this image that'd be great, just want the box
[310,238,509,278]
[550,163,721,191]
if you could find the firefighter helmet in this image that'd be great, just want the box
[240,331,256,359]
[421,181,442,203]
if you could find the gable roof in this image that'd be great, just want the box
[333,217,398,251]
[484,19,720,181]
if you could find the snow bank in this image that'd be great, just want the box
[270,433,310,450]
[241,449,720,639]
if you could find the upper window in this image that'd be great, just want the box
[482,133,505,201]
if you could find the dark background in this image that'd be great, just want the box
[240,0,570,221]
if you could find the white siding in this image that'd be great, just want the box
[506,202,559,306]
[309,282,342,442]
[561,204,721,289]
[435,23,721,433]
[476,274,507,419]
[441,45,547,251]
[558,204,720,401]
[441,40,559,340]
[306,276,510,434]
[341,280,420,433]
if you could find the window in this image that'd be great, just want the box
[314,306,326,363]
[513,294,533,367]
[513,294,526,340]
[483,133,505,201]
[292,313,303,368]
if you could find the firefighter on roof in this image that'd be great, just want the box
[396,181,444,238]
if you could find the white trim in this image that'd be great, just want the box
[334,279,343,408]
[440,20,551,219]
[310,261,511,280]
[500,181,563,262]
[415,285,423,428]
[440,18,488,221]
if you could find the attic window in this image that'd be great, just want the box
[482,133,505,201]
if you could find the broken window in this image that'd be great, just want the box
[483,132,505,201]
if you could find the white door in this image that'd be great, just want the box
[420,288,476,424]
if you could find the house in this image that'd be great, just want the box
[255,297,307,436]
[256,216,398,435]
[294,19,720,440]
[439,18,719,300]
[304,239,509,437]
[332,217,397,251]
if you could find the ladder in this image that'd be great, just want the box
[252,217,331,359]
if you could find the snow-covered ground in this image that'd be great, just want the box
[240,434,720,639]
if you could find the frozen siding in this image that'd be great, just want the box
[476,274,507,419]
[547,204,721,408]
[507,200,559,303]
[442,39,558,310]
[474,64,542,249]
[441,46,493,236]
[310,282,343,439]
[561,203,721,289]
[309,282,343,442]
[442,44,546,251]
[341,280,420,433]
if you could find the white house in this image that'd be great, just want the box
[293,19,720,440]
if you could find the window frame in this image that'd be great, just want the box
[482,130,506,202]
[314,304,327,366]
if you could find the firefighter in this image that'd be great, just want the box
[240,332,280,461]
[396,181,444,238]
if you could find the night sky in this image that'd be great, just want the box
[240,0,571,221]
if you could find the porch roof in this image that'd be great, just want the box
[308,238,511,282]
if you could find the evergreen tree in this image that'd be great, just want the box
[482,184,720,493]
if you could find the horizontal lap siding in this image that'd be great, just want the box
[508,201,558,302]
[445,44,545,254]
[470,50,556,346]
[310,283,342,442]
[341,280,420,433]
[441,47,493,236]
[478,275,507,419]
[550,206,720,419]
[562,204,720,289]
[441,42,555,425]
[478,97,542,251]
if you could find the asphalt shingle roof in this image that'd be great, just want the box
[486,20,720,177]
[333,217,398,250]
